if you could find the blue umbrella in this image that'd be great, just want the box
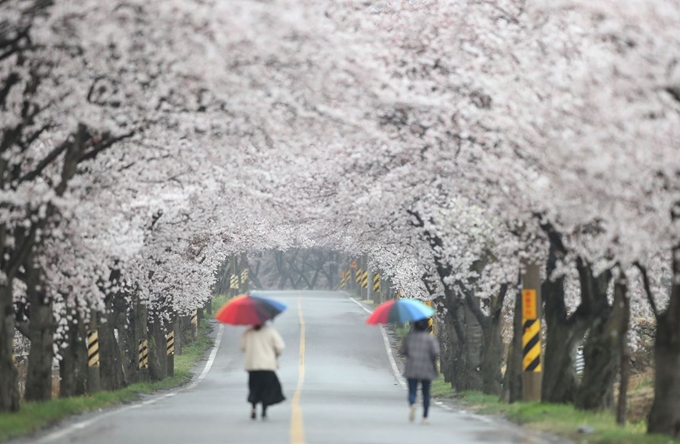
[250,292,287,312]
[366,299,435,325]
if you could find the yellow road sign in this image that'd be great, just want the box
[522,289,537,320]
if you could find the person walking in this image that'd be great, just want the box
[399,318,440,424]
[240,323,286,420]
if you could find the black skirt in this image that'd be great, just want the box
[248,371,285,407]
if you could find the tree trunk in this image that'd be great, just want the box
[616,279,631,425]
[441,300,468,391]
[541,231,589,404]
[503,285,523,403]
[98,306,126,391]
[480,318,502,395]
[24,262,54,402]
[542,306,585,403]
[148,314,167,382]
[447,304,484,392]
[134,298,149,382]
[0,282,20,411]
[464,306,484,391]
[116,302,135,386]
[648,245,680,438]
[174,316,183,356]
[59,309,88,397]
[180,314,193,346]
[439,310,456,385]
[250,260,263,290]
[464,283,507,396]
[575,263,616,411]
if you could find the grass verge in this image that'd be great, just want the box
[0,321,214,443]
[434,387,680,444]
[211,294,231,313]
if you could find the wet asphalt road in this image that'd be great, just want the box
[23,290,560,444]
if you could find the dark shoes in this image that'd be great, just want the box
[251,406,267,420]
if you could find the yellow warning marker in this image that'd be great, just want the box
[522,289,541,372]
[87,330,100,367]
[166,331,175,356]
[138,339,149,369]
[424,301,434,335]
[373,273,381,293]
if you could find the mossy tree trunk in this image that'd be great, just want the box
[647,242,680,439]
[0,282,20,411]
[59,308,88,397]
[503,282,523,403]
[540,223,589,404]
[24,255,54,402]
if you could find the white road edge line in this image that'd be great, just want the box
[347,296,406,390]
[188,323,224,390]
[37,323,225,443]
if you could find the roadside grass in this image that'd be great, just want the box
[442,390,679,444]
[211,294,231,313]
[394,325,410,340]
[0,320,214,443]
[430,377,457,399]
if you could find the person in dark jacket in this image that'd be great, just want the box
[399,318,440,424]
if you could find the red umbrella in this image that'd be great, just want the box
[215,293,287,325]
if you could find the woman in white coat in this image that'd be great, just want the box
[240,323,286,420]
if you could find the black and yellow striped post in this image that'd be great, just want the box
[361,270,368,290]
[339,270,350,290]
[87,320,101,393]
[424,301,434,335]
[166,329,175,377]
[373,273,381,294]
[522,264,542,401]
[355,267,363,297]
[166,331,175,356]
[138,339,149,369]
[87,330,100,367]
[241,268,249,292]
[230,273,239,296]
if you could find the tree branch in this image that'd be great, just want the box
[492,283,509,321]
[18,138,70,183]
[15,320,30,338]
[459,282,490,328]
[635,262,659,320]
[78,130,135,164]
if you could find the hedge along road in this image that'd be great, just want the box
[18,290,552,444]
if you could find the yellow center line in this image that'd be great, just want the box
[290,291,306,444]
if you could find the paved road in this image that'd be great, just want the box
[24,290,557,444]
